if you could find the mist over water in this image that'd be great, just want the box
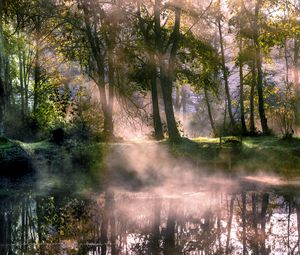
[0,142,299,254]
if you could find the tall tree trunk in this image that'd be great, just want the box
[107,51,115,139]
[0,77,4,133]
[174,86,181,112]
[23,51,29,113]
[83,4,112,139]
[4,58,10,109]
[294,39,299,92]
[98,79,111,139]
[19,48,25,120]
[204,86,216,136]
[137,2,164,140]
[217,1,235,128]
[239,39,247,134]
[250,61,256,134]
[154,0,181,143]
[33,45,40,114]
[160,73,180,142]
[0,3,5,133]
[181,86,187,121]
[293,38,300,126]
[151,66,164,140]
[254,0,269,134]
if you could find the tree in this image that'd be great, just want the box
[216,0,236,129]
[179,33,221,136]
[154,0,182,142]
[135,2,164,140]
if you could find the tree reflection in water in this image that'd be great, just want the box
[1,181,300,254]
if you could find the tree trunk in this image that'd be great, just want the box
[0,77,4,132]
[174,86,181,112]
[217,2,235,128]
[23,51,29,113]
[0,4,5,133]
[107,51,115,139]
[33,47,40,114]
[254,0,269,134]
[4,56,11,111]
[160,72,181,142]
[137,2,164,140]
[98,80,112,139]
[293,38,300,126]
[239,39,247,134]
[204,86,216,136]
[181,86,187,121]
[19,49,25,121]
[154,0,181,143]
[151,66,164,140]
[250,62,256,134]
[294,39,299,92]
[83,4,112,139]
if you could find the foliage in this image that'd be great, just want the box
[68,87,104,141]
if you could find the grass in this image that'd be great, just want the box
[173,136,300,177]
[1,136,300,179]
[237,136,300,176]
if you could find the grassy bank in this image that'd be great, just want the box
[168,136,300,177]
[1,136,299,179]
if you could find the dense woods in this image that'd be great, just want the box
[0,0,299,142]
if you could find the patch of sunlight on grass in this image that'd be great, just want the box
[192,137,219,143]
[243,141,254,148]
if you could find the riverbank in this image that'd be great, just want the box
[1,136,299,178]
[169,136,300,176]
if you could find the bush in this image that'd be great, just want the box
[68,89,104,142]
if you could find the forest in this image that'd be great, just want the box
[0,0,300,254]
[0,0,299,142]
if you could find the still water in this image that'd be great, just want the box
[0,145,300,255]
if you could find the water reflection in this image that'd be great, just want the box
[1,177,300,255]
